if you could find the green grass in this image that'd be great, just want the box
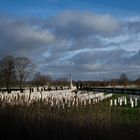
[0,96,140,140]
[111,93,128,98]
[109,93,140,125]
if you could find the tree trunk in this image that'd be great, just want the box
[6,81,11,93]
[0,82,2,93]
[19,78,23,93]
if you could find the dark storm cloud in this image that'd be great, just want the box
[127,50,140,65]
[0,17,54,59]
[45,11,120,39]
[0,11,140,80]
[39,49,140,80]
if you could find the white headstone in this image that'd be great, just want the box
[92,99,95,104]
[68,101,71,108]
[124,98,127,105]
[56,100,58,106]
[135,98,138,107]
[65,98,68,104]
[110,100,113,107]
[76,100,78,107]
[95,98,98,103]
[84,100,86,106]
[118,98,120,103]
[62,103,65,109]
[72,101,75,106]
[114,99,117,106]
[88,99,91,104]
[120,99,122,106]
[130,98,133,104]
[57,102,60,109]
[51,101,53,107]
[131,100,134,108]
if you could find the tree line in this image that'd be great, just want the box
[0,56,35,92]
[76,73,140,89]
[1,56,140,93]
[0,56,71,93]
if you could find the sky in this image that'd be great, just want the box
[0,0,140,80]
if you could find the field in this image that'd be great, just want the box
[0,92,140,140]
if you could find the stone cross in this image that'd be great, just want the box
[69,74,73,89]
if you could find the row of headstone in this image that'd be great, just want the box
[110,97,138,108]
[28,86,69,93]
[129,95,140,100]
[53,97,99,109]
[0,89,112,108]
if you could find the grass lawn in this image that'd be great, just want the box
[0,94,140,140]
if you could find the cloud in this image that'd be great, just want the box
[0,11,140,80]
[46,11,120,38]
[0,17,54,58]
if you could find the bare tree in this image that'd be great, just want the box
[119,73,128,88]
[110,79,118,87]
[135,77,140,87]
[33,72,52,87]
[14,57,36,91]
[53,77,69,89]
[0,56,15,93]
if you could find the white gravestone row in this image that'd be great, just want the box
[110,96,138,108]
[0,90,112,109]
